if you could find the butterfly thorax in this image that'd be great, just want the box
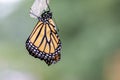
[40,11,52,23]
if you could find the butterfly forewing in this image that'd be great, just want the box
[26,13,62,65]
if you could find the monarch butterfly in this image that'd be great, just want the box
[25,7,62,66]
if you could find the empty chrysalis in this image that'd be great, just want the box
[30,0,50,18]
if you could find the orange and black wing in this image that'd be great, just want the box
[26,19,62,65]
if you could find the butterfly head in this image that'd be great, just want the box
[41,11,52,22]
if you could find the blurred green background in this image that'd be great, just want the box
[0,0,120,80]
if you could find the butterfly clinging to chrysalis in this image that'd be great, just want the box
[25,0,62,66]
